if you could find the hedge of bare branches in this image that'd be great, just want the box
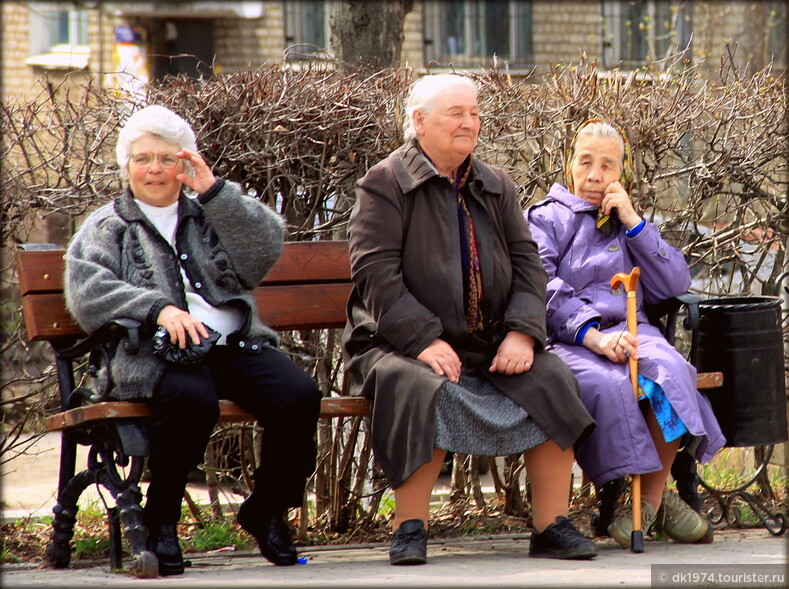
[2,53,786,537]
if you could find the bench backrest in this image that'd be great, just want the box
[16,240,351,343]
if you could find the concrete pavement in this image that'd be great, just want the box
[3,434,787,588]
[3,528,786,588]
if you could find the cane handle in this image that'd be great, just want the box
[610,266,641,293]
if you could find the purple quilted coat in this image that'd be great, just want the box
[527,183,725,487]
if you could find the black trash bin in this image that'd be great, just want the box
[691,296,787,447]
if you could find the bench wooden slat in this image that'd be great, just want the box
[696,371,723,389]
[255,283,351,330]
[20,283,354,341]
[45,397,372,432]
[17,243,353,341]
[262,240,350,284]
[42,371,725,432]
[22,293,82,341]
[44,401,153,431]
[15,241,350,295]
[16,249,66,295]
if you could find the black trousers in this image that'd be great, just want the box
[143,344,322,525]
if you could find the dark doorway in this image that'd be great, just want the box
[151,19,215,80]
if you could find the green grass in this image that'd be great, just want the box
[699,455,788,495]
[1,537,22,564]
[186,520,247,553]
[73,534,112,560]
[377,491,396,518]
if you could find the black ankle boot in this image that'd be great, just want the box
[389,519,428,565]
[237,500,297,566]
[149,523,184,576]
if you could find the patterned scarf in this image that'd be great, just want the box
[565,118,635,235]
[451,158,484,333]
[416,146,484,333]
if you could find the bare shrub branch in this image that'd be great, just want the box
[2,53,785,534]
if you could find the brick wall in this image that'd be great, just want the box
[2,4,35,103]
[532,2,600,68]
[214,2,284,72]
[401,2,424,70]
[2,2,783,103]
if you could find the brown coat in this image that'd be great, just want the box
[342,140,594,487]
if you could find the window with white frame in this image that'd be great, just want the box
[283,0,330,62]
[26,2,89,69]
[602,1,692,69]
[27,3,88,55]
[423,0,533,69]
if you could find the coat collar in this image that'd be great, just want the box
[115,187,202,223]
[545,182,599,213]
[391,139,504,197]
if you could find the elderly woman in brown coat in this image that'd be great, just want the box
[342,74,597,565]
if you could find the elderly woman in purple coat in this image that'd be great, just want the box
[527,119,725,549]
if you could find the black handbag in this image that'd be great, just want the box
[152,324,220,365]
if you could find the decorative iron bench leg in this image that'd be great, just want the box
[704,490,787,536]
[592,477,625,536]
[44,469,95,568]
[115,482,157,577]
[107,507,122,571]
[90,440,157,577]
[670,448,701,512]
[698,444,787,536]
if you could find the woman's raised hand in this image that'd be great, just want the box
[176,148,216,194]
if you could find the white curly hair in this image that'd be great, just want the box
[116,105,198,182]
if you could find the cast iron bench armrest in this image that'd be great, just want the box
[54,318,142,361]
[645,292,701,346]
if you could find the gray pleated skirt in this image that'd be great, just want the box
[434,372,549,456]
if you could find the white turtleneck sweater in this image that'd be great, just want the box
[135,198,242,345]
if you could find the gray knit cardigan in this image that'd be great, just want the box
[65,179,285,400]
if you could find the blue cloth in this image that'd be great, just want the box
[625,219,647,238]
[575,320,600,345]
[638,374,688,443]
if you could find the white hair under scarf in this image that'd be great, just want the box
[116,105,198,182]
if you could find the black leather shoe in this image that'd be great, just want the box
[149,523,184,576]
[237,500,297,566]
[389,519,428,565]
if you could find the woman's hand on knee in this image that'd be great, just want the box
[489,331,535,375]
[417,339,462,383]
[585,328,638,363]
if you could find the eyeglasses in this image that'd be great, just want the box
[130,152,181,169]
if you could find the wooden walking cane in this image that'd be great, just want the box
[610,266,644,553]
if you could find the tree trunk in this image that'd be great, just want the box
[742,2,768,74]
[330,0,413,71]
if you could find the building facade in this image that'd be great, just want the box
[2,1,787,103]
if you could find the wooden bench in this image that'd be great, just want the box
[16,240,725,575]
[16,240,368,577]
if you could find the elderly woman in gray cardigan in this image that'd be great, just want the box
[65,105,321,575]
